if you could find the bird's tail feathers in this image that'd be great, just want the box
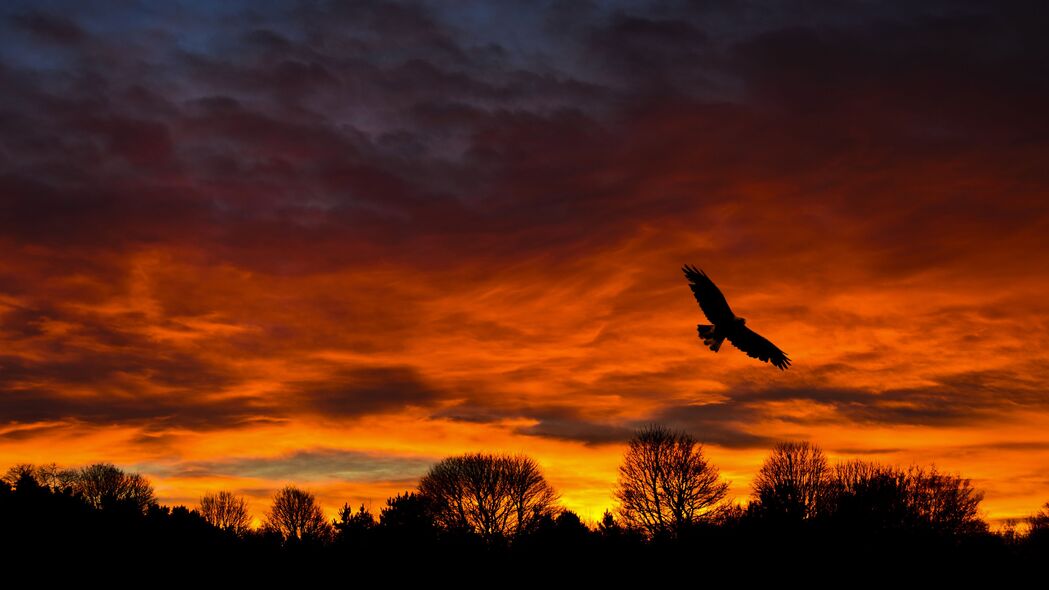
[697,324,724,352]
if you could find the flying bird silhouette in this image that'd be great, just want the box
[682,265,791,370]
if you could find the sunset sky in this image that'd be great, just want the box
[1,1,1047,526]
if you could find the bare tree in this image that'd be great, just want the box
[1030,502,1049,530]
[833,459,886,493]
[418,452,558,541]
[613,424,730,537]
[3,464,42,490]
[904,465,985,535]
[2,463,68,491]
[827,460,910,528]
[502,454,559,535]
[1028,502,1049,545]
[69,463,156,513]
[264,485,331,543]
[752,441,830,520]
[199,490,252,535]
[827,460,985,534]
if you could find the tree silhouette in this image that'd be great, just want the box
[752,441,830,521]
[2,464,40,491]
[827,460,911,531]
[68,463,156,513]
[264,485,331,543]
[548,509,591,544]
[376,492,439,547]
[0,447,1009,571]
[379,492,433,530]
[198,490,252,535]
[1028,502,1049,547]
[3,462,73,493]
[518,509,592,550]
[613,424,729,537]
[333,502,375,546]
[597,510,622,537]
[820,460,987,537]
[418,452,558,542]
[903,465,985,535]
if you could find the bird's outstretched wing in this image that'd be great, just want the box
[682,265,735,325]
[726,326,791,370]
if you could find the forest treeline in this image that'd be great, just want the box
[2,425,1047,580]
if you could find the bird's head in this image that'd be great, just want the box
[736,317,747,326]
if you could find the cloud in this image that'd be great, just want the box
[155,448,434,483]
[438,396,773,448]
[8,10,86,45]
[0,385,272,432]
[647,402,779,449]
[0,422,70,441]
[729,366,1049,427]
[513,417,635,446]
[437,364,1049,449]
[291,366,448,418]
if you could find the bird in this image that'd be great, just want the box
[682,265,791,370]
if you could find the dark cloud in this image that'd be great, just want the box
[8,10,86,45]
[647,403,780,449]
[622,366,1049,449]
[444,401,776,449]
[435,399,630,446]
[157,448,434,483]
[0,385,273,432]
[961,441,1049,452]
[291,366,448,418]
[0,345,462,428]
[585,12,716,94]
[730,366,1049,427]
[433,364,1049,448]
[831,447,906,456]
[619,365,1046,445]
[438,397,772,448]
[0,309,239,393]
[1,0,1044,279]
[514,418,634,446]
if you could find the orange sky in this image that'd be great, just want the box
[1,1,1048,527]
